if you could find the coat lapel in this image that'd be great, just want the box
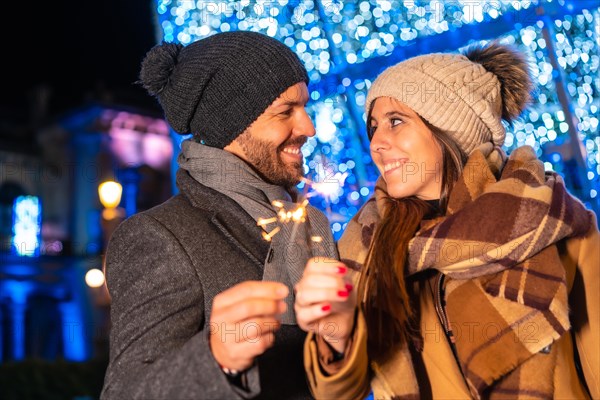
[176,169,269,271]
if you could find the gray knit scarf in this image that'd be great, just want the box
[178,139,337,324]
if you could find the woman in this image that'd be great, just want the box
[294,41,599,399]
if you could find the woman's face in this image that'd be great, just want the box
[368,97,443,200]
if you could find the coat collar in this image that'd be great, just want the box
[176,168,269,269]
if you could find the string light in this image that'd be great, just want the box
[158,1,600,237]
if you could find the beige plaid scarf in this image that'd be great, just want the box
[338,144,592,398]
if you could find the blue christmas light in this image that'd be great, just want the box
[11,196,42,257]
[156,1,600,236]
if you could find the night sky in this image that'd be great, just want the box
[1,0,160,150]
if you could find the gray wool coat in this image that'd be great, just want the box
[100,169,313,400]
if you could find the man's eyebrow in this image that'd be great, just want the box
[274,99,305,107]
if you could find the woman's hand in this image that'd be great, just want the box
[294,258,356,353]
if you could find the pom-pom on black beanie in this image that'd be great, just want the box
[139,31,309,149]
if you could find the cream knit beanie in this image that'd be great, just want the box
[365,42,533,155]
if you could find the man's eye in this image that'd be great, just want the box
[280,109,293,116]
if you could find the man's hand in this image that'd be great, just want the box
[209,281,288,372]
[294,258,356,353]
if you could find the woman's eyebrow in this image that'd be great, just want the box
[384,111,410,119]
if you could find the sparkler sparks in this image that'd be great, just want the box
[257,199,310,242]
[257,217,278,227]
[302,173,349,201]
[258,170,348,243]
[276,199,308,224]
[261,226,280,242]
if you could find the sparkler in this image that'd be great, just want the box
[257,163,348,243]
[303,173,348,201]
[257,199,309,243]
[301,172,348,223]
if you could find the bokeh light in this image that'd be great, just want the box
[156,0,600,238]
[85,269,106,288]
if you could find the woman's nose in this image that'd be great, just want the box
[370,129,389,153]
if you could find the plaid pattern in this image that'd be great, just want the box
[338,144,592,398]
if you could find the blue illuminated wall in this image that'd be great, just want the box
[156,0,599,238]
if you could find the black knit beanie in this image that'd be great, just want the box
[139,31,309,149]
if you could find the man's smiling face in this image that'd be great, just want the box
[224,82,315,187]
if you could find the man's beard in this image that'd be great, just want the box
[236,132,305,187]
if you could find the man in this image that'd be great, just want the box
[100,31,337,399]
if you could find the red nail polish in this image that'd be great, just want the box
[345,283,353,292]
[337,290,349,297]
[337,266,347,274]
[321,304,331,312]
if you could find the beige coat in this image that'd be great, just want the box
[305,214,600,399]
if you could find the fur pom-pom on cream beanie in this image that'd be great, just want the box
[365,41,534,155]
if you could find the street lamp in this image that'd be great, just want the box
[98,181,123,220]
[98,180,125,252]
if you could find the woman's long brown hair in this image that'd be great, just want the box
[358,119,467,361]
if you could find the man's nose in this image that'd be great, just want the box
[294,109,316,138]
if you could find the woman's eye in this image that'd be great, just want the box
[368,125,377,140]
[391,118,403,127]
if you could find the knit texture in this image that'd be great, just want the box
[365,42,532,155]
[139,31,308,149]
[337,144,592,398]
